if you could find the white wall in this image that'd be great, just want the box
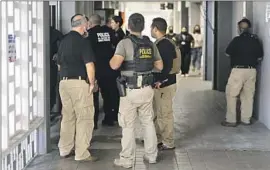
[124,2,172,41]
[253,2,270,129]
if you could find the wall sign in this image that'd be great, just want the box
[8,34,16,62]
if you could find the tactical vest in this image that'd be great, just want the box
[122,35,154,74]
[155,37,181,74]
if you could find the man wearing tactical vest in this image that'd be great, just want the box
[151,17,179,150]
[110,13,163,168]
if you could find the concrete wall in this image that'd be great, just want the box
[60,1,76,34]
[253,2,270,128]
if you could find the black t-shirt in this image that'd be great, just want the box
[87,25,119,78]
[57,31,95,79]
[114,28,126,46]
[176,33,194,53]
[154,38,177,87]
[226,32,264,67]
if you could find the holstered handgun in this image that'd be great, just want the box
[116,76,127,97]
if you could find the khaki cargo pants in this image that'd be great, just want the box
[225,68,256,123]
[118,86,158,164]
[58,79,94,161]
[154,84,177,148]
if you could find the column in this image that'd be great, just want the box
[214,1,233,91]
[173,1,180,33]
[188,2,201,32]
[180,1,189,31]
[203,1,214,81]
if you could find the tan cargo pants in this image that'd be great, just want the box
[58,79,94,161]
[225,68,256,123]
[154,84,177,148]
[118,86,158,164]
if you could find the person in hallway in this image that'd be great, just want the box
[50,26,63,114]
[191,25,203,75]
[87,14,120,127]
[57,14,98,161]
[111,16,126,46]
[177,26,194,77]
[109,13,163,168]
[151,17,178,150]
[165,26,177,42]
[221,18,263,127]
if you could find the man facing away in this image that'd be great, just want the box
[57,14,98,162]
[87,14,120,127]
[222,18,263,127]
[151,17,177,150]
[110,13,163,168]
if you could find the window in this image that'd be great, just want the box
[1,1,46,170]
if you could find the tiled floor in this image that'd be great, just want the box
[26,74,270,170]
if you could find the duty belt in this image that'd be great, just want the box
[233,65,255,69]
[125,74,153,89]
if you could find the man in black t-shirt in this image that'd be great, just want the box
[151,17,177,150]
[57,14,98,162]
[88,14,120,127]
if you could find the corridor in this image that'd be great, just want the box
[25,76,270,170]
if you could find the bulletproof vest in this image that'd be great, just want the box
[155,37,181,74]
[122,35,154,74]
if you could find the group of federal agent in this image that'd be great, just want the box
[56,12,179,168]
[55,11,263,169]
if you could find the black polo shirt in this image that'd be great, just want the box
[226,32,264,67]
[87,25,119,78]
[154,38,177,88]
[57,31,95,79]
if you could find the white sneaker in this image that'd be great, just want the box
[114,159,133,169]
[185,74,189,77]
[143,155,157,164]
[181,74,185,77]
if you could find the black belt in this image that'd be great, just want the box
[233,65,255,69]
[61,76,86,80]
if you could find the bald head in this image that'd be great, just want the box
[89,14,101,25]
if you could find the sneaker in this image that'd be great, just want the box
[77,155,99,162]
[143,155,157,164]
[114,159,132,169]
[185,74,189,77]
[181,74,185,77]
